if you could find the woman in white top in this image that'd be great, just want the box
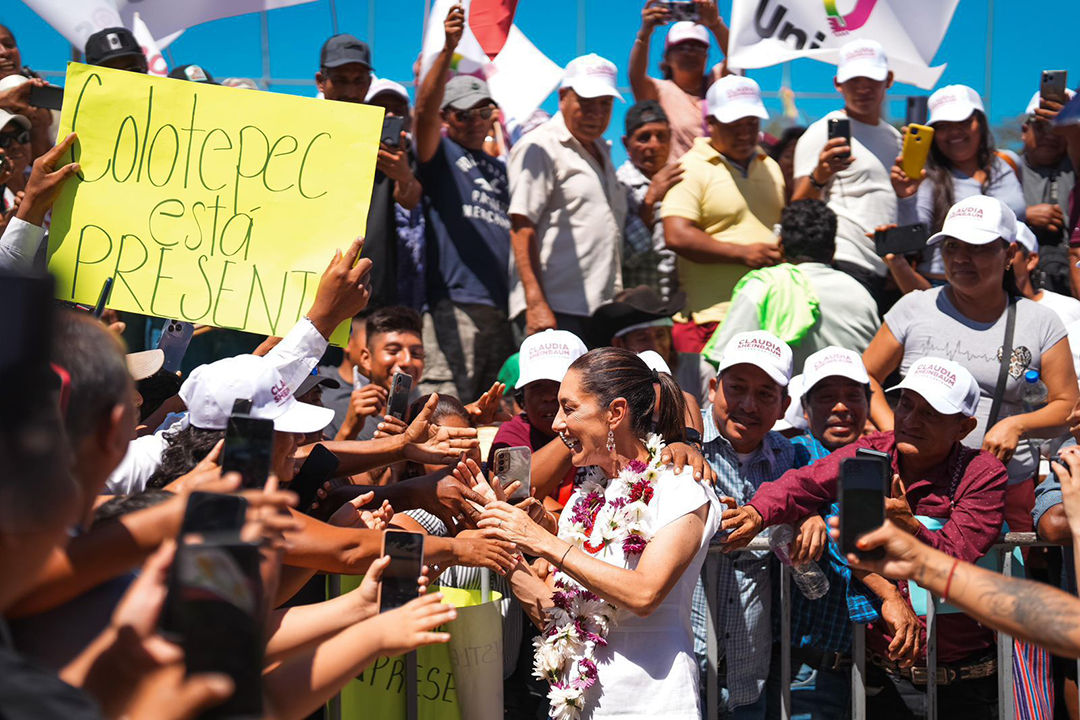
[480,347,720,719]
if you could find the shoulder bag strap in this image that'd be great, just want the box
[987,299,1017,429]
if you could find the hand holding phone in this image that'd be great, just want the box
[289,444,340,513]
[494,446,532,502]
[387,372,413,421]
[1041,70,1068,105]
[381,115,405,149]
[827,118,852,160]
[873,224,929,257]
[840,452,888,559]
[660,0,700,22]
[899,124,933,180]
[221,411,275,489]
[157,319,195,373]
[379,531,425,613]
[29,84,64,111]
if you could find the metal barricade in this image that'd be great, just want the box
[705,533,1065,720]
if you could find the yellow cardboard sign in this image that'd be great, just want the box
[47,62,383,345]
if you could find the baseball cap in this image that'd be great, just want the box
[366,77,411,104]
[560,54,624,101]
[927,196,1017,247]
[296,370,341,399]
[168,64,217,85]
[84,27,143,67]
[801,347,870,397]
[927,84,985,125]
[1025,88,1078,116]
[180,354,334,433]
[126,349,165,382]
[442,75,493,110]
[624,99,669,136]
[515,330,588,389]
[835,39,889,84]
[886,357,980,417]
[715,330,792,387]
[0,108,31,133]
[637,350,672,376]
[1015,222,1039,255]
[320,34,373,70]
[706,76,768,125]
[665,21,710,50]
[773,374,809,432]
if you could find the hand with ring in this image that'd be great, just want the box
[478,501,549,555]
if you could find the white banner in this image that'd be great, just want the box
[19,0,124,49]
[727,0,960,90]
[420,0,563,130]
[115,0,318,40]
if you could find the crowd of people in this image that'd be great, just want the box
[3,1,1080,719]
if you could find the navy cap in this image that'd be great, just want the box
[84,27,143,67]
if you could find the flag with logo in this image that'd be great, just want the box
[419,0,563,133]
[726,0,960,89]
[115,0,319,40]
[131,13,170,77]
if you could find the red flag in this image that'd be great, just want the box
[467,0,519,59]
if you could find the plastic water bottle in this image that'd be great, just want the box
[1021,370,1049,413]
[769,524,830,600]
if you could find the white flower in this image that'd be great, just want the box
[549,685,585,720]
[550,622,584,654]
[645,433,664,456]
[606,476,630,499]
[532,640,566,682]
[579,478,605,497]
[620,500,651,526]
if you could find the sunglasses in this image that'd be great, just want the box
[0,129,29,148]
[450,105,495,122]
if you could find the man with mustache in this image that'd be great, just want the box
[725,356,1008,718]
[691,330,800,719]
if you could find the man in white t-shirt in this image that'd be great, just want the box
[792,39,902,308]
[1012,221,1080,326]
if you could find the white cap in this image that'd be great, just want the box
[706,75,768,124]
[516,330,588,389]
[180,354,335,433]
[1015,222,1039,254]
[560,54,624,101]
[927,84,985,125]
[715,330,792,387]
[665,21,710,50]
[366,77,410,103]
[801,347,870,396]
[927,195,1017,247]
[835,39,889,84]
[0,108,30,133]
[772,374,809,433]
[637,350,672,376]
[886,357,980,417]
[1025,88,1078,116]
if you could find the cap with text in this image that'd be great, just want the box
[665,21,710,50]
[835,39,889,84]
[927,84,985,125]
[515,330,588,389]
[886,357,980,417]
[801,346,870,396]
[180,354,334,433]
[927,195,1017,247]
[706,76,768,124]
[716,330,792,387]
[561,54,624,101]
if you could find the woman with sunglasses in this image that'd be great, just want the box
[0,110,32,237]
[629,0,729,161]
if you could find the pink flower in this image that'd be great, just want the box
[622,533,647,556]
[628,459,648,474]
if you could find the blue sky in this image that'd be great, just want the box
[5,0,1080,166]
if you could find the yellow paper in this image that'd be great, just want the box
[47,62,384,345]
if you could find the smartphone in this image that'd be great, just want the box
[1041,70,1068,105]
[874,223,929,257]
[167,538,264,718]
[179,492,248,536]
[905,96,929,126]
[28,84,64,111]
[92,277,114,318]
[289,444,340,513]
[827,117,851,159]
[156,319,195,373]
[387,372,413,421]
[660,0,699,22]
[381,115,405,148]
[221,414,275,489]
[899,124,934,180]
[380,531,425,613]
[494,446,532,502]
[840,455,888,559]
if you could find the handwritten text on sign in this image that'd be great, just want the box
[47,62,383,344]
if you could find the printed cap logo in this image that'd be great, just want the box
[106,33,123,50]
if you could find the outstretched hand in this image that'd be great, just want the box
[306,236,374,339]
[17,132,80,226]
[466,381,512,425]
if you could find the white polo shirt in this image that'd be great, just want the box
[507,113,627,319]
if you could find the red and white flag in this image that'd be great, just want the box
[467,0,519,59]
[131,13,170,77]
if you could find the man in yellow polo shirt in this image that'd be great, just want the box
[661,75,785,353]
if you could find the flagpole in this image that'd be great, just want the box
[984,0,994,118]
[329,0,339,35]
[260,11,271,91]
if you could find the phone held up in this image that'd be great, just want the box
[380,531,425,613]
[873,223,929,258]
[381,115,405,149]
[289,444,340,514]
[839,448,890,560]
[387,371,413,421]
[827,117,851,159]
[1041,69,1068,105]
[221,399,275,489]
[493,445,532,502]
[899,124,934,181]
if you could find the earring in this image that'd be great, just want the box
[607,430,615,452]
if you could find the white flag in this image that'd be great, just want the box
[19,0,124,49]
[131,13,169,77]
[419,0,563,130]
[727,0,960,90]
[115,0,319,40]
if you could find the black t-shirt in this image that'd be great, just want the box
[0,643,104,720]
[363,171,400,310]
[417,138,511,309]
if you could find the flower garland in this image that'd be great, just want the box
[533,434,666,720]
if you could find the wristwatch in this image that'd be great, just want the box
[809,171,828,189]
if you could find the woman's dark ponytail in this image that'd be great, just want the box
[654,371,687,445]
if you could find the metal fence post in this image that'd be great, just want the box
[852,622,866,720]
[780,563,791,720]
[926,593,937,720]
[327,574,342,720]
[706,552,719,720]
[997,549,1015,720]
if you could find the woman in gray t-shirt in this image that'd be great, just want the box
[863,198,1076,529]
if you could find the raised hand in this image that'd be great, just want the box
[444,4,465,52]
[466,381,512,425]
[306,236,374,339]
[17,131,80,226]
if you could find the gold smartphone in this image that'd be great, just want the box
[900,124,934,180]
